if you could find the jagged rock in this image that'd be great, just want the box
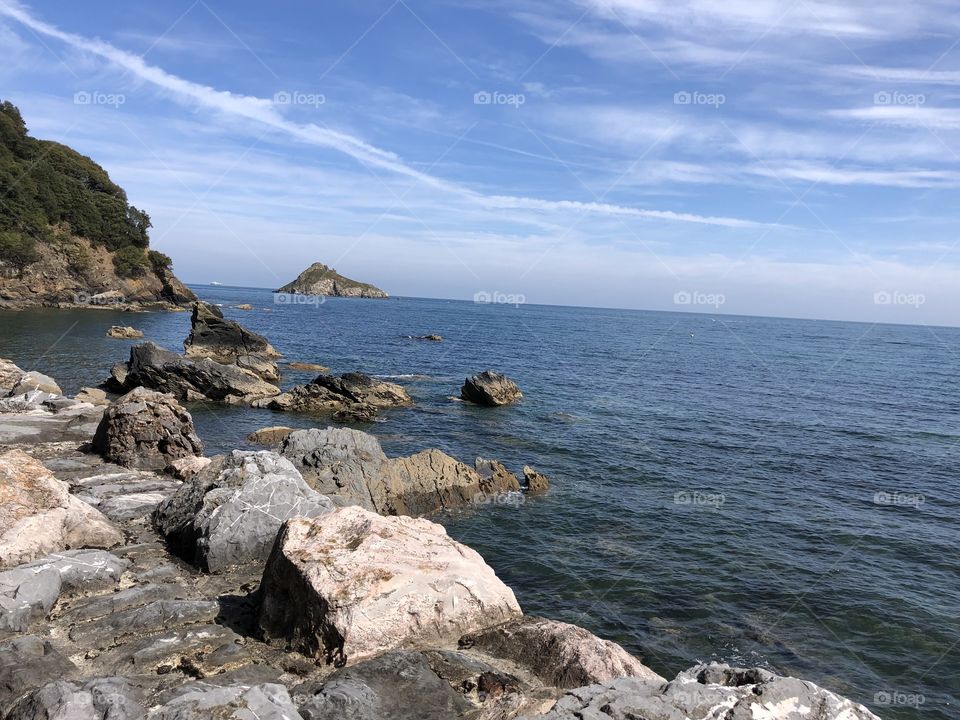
[115,342,280,404]
[297,650,471,720]
[524,663,881,720]
[75,386,109,405]
[7,371,61,397]
[461,371,523,406]
[256,372,411,416]
[68,599,220,646]
[408,334,443,342]
[6,677,145,720]
[246,426,294,445]
[476,458,521,492]
[0,359,24,392]
[95,623,247,676]
[92,387,203,470]
[0,450,123,568]
[257,508,522,665]
[183,302,280,381]
[154,450,333,572]
[148,683,301,719]
[333,403,379,423]
[460,617,663,690]
[276,262,388,298]
[107,325,144,339]
[523,466,550,494]
[0,636,77,716]
[286,361,330,373]
[166,455,212,480]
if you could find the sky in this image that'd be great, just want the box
[1,0,960,324]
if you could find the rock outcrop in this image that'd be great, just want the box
[276,262,388,298]
[6,371,61,397]
[0,359,25,393]
[246,425,295,445]
[524,663,882,719]
[278,427,521,515]
[523,466,550,494]
[153,450,333,572]
[107,325,144,339]
[110,342,281,405]
[0,450,123,569]
[257,508,522,665]
[254,372,412,418]
[183,302,281,382]
[462,371,523,406]
[92,387,203,470]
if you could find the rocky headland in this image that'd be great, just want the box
[0,354,883,719]
[275,262,389,299]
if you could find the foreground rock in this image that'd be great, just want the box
[0,450,122,569]
[258,508,522,665]
[183,302,281,382]
[154,451,333,572]
[526,662,881,719]
[107,325,144,339]
[276,261,389,298]
[92,387,203,470]
[0,359,25,392]
[0,390,104,444]
[255,372,412,418]
[6,371,61,397]
[462,371,523,406]
[279,428,521,515]
[111,342,280,404]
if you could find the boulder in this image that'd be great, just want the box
[74,386,109,406]
[257,508,522,665]
[0,450,123,569]
[7,371,61,397]
[0,359,24,392]
[460,617,663,690]
[92,387,203,470]
[461,371,523,406]
[147,683,301,719]
[183,302,280,381]
[246,425,295,445]
[6,678,144,720]
[256,372,412,416]
[0,636,78,716]
[153,450,333,572]
[524,663,881,720]
[523,466,550,494]
[166,455,212,480]
[117,342,280,404]
[106,325,144,339]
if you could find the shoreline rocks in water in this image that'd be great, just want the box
[254,372,412,419]
[106,325,143,339]
[276,262,389,298]
[184,302,281,382]
[462,370,523,406]
[247,425,295,445]
[286,361,331,373]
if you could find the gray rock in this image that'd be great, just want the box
[7,677,145,720]
[297,651,471,720]
[183,302,281,382]
[74,386,110,406]
[20,550,129,594]
[0,636,77,716]
[525,663,881,720]
[7,371,62,397]
[92,387,203,470]
[65,582,183,622]
[0,358,24,393]
[96,624,246,676]
[147,683,301,719]
[256,372,412,416]
[69,600,219,646]
[461,371,523,406]
[0,565,61,633]
[153,450,333,572]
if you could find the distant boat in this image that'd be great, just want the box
[210,281,223,286]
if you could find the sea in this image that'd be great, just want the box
[2,285,957,720]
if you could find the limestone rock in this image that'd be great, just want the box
[246,426,294,445]
[0,636,77,716]
[0,359,25,393]
[460,617,664,690]
[7,678,145,720]
[461,371,523,406]
[154,450,333,572]
[92,387,203,470]
[107,325,144,339]
[148,683,301,719]
[257,372,411,416]
[7,371,61,397]
[257,508,522,665]
[0,450,123,568]
[74,386,109,405]
[166,455,212,480]
[523,466,550,494]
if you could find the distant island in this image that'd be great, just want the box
[275,262,388,298]
[0,101,195,309]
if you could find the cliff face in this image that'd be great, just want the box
[0,100,195,309]
[276,262,388,298]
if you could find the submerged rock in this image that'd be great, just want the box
[461,371,523,406]
[256,372,412,417]
[0,450,123,569]
[286,361,331,373]
[106,325,144,339]
[154,450,333,572]
[92,387,203,470]
[258,508,522,665]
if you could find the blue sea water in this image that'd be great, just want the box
[2,286,958,719]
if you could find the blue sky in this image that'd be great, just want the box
[2,0,960,324]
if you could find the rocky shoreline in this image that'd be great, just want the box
[0,353,883,718]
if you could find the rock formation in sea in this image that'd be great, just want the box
[462,370,524,406]
[106,325,144,339]
[0,360,881,719]
[275,261,389,298]
[0,102,196,310]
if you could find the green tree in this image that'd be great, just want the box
[0,231,39,272]
[113,245,149,278]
